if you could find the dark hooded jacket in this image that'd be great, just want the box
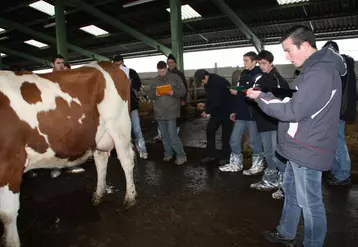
[129,68,142,111]
[169,67,188,101]
[234,66,262,120]
[340,54,356,122]
[204,73,234,120]
[252,67,290,132]
[255,47,346,171]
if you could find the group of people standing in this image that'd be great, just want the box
[194,25,356,247]
[150,25,355,247]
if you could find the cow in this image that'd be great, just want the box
[0,61,137,247]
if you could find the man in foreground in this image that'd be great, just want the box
[247,26,346,247]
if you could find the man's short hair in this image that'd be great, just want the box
[194,69,209,82]
[243,51,257,61]
[64,63,71,69]
[323,40,339,53]
[113,54,124,62]
[52,54,64,63]
[257,50,274,63]
[157,61,167,69]
[280,25,316,49]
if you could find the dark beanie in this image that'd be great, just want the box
[167,53,176,62]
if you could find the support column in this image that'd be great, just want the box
[55,0,68,61]
[169,0,184,71]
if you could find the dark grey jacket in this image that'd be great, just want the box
[148,72,186,120]
[255,47,346,171]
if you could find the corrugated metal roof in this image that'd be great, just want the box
[1,0,358,70]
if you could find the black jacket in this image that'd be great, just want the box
[169,67,188,101]
[129,68,142,111]
[234,66,262,120]
[204,73,234,120]
[252,67,290,132]
[340,54,356,122]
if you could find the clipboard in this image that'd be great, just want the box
[156,84,172,96]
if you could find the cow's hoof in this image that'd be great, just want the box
[123,198,136,209]
[92,195,103,205]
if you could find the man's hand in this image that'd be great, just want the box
[180,100,186,106]
[246,88,262,99]
[197,103,205,110]
[230,89,238,95]
[156,91,160,96]
[166,90,174,96]
[201,112,208,118]
[230,113,236,122]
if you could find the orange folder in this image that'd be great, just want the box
[156,84,172,96]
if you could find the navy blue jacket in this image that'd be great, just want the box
[340,54,356,122]
[129,68,141,111]
[234,66,262,120]
[252,67,290,132]
[204,73,233,120]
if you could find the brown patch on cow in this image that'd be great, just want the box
[37,92,100,161]
[20,81,42,104]
[0,92,48,193]
[14,70,33,76]
[37,66,107,160]
[97,61,131,112]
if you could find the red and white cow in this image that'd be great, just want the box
[0,61,136,247]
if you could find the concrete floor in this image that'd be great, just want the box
[2,118,357,247]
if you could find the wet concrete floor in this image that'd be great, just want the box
[2,118,358,247]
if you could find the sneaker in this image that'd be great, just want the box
[175,157,187,165]
[163,156,172,162]
[139,152,148,159]
[250,180,278,191]
[262,229,295,247]
[327,176,351,187]
[219,163,242,172]
[67,166,85,174]
[272,188,285,200]
[50,169,62,178]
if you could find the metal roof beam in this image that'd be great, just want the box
[0,17,109,61]
[0,45,52,67]
[211,0,263,52]
[67,0,172,56]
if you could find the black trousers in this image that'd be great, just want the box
[206,116,233,159]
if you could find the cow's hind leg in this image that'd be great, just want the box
[92,150,109,205]
[109,130,136,208]
[0,185,21,247]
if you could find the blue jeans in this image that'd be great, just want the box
[230,120,262,155]
[277,161,326,247]
[157,119,186,159]
[260,131,285,172]
[331,120,351,180]
[131,110,147,154]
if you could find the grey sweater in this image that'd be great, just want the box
[148,72,186,120]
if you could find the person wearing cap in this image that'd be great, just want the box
[248,50,290,200]
[148,61,187,165]
[194,69,234,165]
[218,51,264,175]
[152,54,188,142]
[113,54,148,159]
